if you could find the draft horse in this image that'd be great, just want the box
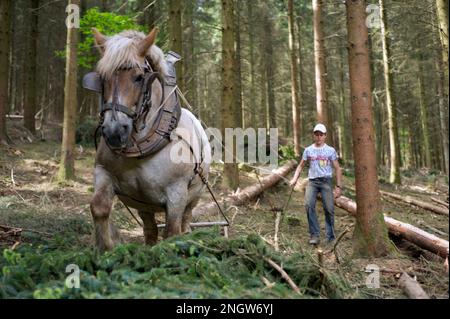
[84,27,211,251]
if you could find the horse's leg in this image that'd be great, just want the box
[182,198,199,234]
[90,167,120,251]
[164,184,188,238]
[137,210,158,245]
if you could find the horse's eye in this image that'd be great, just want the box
[134,75,144,83]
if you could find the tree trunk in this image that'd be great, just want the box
[437,60,449,174]
[338,47,350,163]
[221,0,239,191]
[247,1,256,129]
[234,0,243,129]
[417,62,432,168]
[379,0,401,184]
[335,195,449,258]
[295,14,305,139]
[24,0,39,134]
[288,0,301,157]
[0,0,11,144]
[379,190,449,216]
[168,0,183,92]
[262,3,276,130]
[183,0,197,111]
[345,0,391,257]
[312,0,333,143]
[58,0,79,181]
[193,161,297,217]
[435,0,449,102]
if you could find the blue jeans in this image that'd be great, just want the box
[304,177,335,241]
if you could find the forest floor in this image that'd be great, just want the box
[0,120,448,299]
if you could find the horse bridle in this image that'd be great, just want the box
[99,59,165,132]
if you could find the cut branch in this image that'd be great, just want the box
[264,257,302,295]
[380,190,449,216]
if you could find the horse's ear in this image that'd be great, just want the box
[138,27,159,57]
[92,28,106,54]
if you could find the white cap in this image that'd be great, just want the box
[313,123,327,133]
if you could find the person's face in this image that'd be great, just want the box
[313,131,326,145]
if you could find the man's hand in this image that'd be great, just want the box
[334,186,342,198]
[289,178,298,187]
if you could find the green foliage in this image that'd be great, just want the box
[0,229,365,299]
[279,144,297,164]
[56,8,146,69]
[76,117,98,146]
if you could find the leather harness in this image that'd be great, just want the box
[83,51,182,158]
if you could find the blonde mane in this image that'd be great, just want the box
[96,30,168,79]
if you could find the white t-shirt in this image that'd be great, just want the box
[302,144,337,179]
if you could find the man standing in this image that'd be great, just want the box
[290,123,342,245]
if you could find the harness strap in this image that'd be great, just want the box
[173,132,229,227]
[102,103,137,119]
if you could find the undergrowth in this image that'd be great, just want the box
[0,229,368,299]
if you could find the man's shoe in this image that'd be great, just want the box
[309,236,320,245]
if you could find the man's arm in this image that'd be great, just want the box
[332,159,342,197]
[290,159,306,186]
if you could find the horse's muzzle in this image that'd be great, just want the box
[102,122,131,149]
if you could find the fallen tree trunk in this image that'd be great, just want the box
[379,190,449,216]
[335,196,449,258]
[431,197,449,209]
[398,272,430,299]
[193,160,297,217]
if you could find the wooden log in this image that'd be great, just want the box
[380,190,449,216]
[157,221,229,229]
[398,272,430,299]
[431,197,449,209]
[335,196,449,258]
[193,160,297,217]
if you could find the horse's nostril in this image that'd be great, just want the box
[122,125,129,132]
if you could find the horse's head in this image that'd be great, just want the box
[88,28,166,150]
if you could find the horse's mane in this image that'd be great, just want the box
[96,30,168,79]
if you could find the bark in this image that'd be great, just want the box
[183,0,197,111]
[335,195,449,258]
[234,0,243,129]
[247,2,256,129]
[0,0,11,144]
[312,0,332,143]
[435,0,449,99]
[193,161,297,218]
[58,0,79,181]
[295,14,305,138]
[379,190,449,216]
[379,0,401,184]
[417,61,432,168]
[398,272,430,299]
[261,3,276,130]
[221,0,239,191]
[288,0,301,157]
[345,0,391,257]
[436,58,449,174]
[168,0,183,92]
[24,0,39,134]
